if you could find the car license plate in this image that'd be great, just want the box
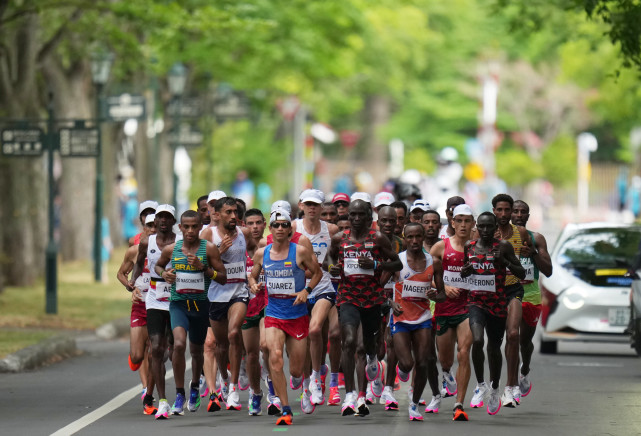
[608,308,630,327]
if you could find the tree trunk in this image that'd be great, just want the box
[361,94,391,189]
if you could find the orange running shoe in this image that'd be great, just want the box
[128,354,142,371]
[207,394,222,412]
[328,386,341,405]
[143,396,157,415]
[453,404,469,421]
[276,412,293,425]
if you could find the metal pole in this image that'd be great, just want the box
[172,96,181,209]
[45,93,58,314]
[93,83,103,281]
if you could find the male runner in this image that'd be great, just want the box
[409,200,430,223]
[460,212,525,416]
[332,193,350,217]
[431,204,475,421]
[439,196,465,239]
[197,195,211,227]
[390,201,408,237]
[249,209,323,425]
[130,204,178,419]
[128,200,158,247]
[389,223,438,421]
[292,189,340,409]
[154,210,226,415]
[492,193,532,407]
[511,200,552,400]
[328,199,402,416]
[116,213,156,414]
[321,201,339,224]
[336,215,350,233]
[421,210,442,253]
[200,197,256,411]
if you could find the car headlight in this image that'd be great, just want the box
[561,288,585,310]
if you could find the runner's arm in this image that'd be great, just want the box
[327,231,343,276]
[154,243,176,283]
[532,232,553,277]
[116,245,137,291]
[430,241,447,302]
[377,233,402,272]
[248,248,265,294]
[500,240,526,279]
[130,235,148,285]
[206,242,227,285]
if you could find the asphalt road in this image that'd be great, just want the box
[1,331,640,436]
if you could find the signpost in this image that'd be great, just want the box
[168,123,204,148]
[167,96,202,118]
[1,128,44,156]
[59,123,100,157]
[105,93,146,121]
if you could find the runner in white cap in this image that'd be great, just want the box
[128,200,158,247]
[409,200,430,223]
[351,192,371,204]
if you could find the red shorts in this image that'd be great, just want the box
[521,302,542,327]
[130,301,147,328]
[264,315,309,340]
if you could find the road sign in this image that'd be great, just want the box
[276,96,300,121]
[59,126,100,157]
[167,97,202,118]
[168,123,204,148]
[1,128,44,156]
[105,93,146,121]
[213,91,250,120]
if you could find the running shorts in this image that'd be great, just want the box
[130,301,147,328]
[307,292,336,315]
[435,313,469,337]
[265,315,309,340]
[390,316,432,336]
[169,299,209,345]
[242,308,265,330]
[338,303,382,339]
[521,302,542,327]
[209,297,249,321]
[505,283,525,302]
[468,304,506,345]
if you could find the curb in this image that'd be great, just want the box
[0,316,130,373]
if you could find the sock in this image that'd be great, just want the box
[330,372,339,387]
[320,364,328,376]
[282,405,292,415]
[267,379,275,396]
[311,369,321,382]
[143,393,153,403]
[176,388,185,396]
[190,381,199,390]
[454,402,463,410]
[358,391,366,398]
[302,377,310,390]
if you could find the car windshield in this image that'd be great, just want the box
[557,227,641,268]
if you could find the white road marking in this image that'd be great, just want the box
[557,362,624,368]
[51,358,191,436]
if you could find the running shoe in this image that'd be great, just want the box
[128,354,142,371]
[425,394,441,413]
[143,395,157,415]
[328,386,341,405]
[396,365,410,383]
[470,382,489,408]
[276,411,293,425]
[290,375,304,390]
[409,402,423,421]
[407,387,425,407]
[501,386,517,408]
[226,386,241,410]
[301,388,316,414]
[239,362,249,391]
[356,395,370,416]
[371,377,384,398]
[365,383,375,405]
[171,393,186,415]
[310,377,325,405]
[443,371,458,396]
[487,387,501,415]
[187,387,201,412]
[519,366,532,397]
[380,386,398,410]
[320,363,329,394]
[217,371,230,402]
[341,391,357,416]
[155,399,170,420]
[248,391,263,416]
[199,375,208,397]
[452,403,469,421]
[513,385,522,405]
[394,374,401,391]
[366,356,381,382]
[207,393,221,412]
[267,394,282,416]
[338,372,345,389]
[140,387,147,401]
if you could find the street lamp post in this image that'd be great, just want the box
[168,62,187,209]
[91,51,113,282]
[577,132,598,220]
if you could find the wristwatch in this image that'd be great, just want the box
[304,286,313,293]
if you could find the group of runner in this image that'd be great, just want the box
[117,188,552,425]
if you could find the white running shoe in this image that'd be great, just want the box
[239,363,249,391]
[501,386,517,408]
[217,370,231,402]
[470,382,489,408]
[365,383,375,405]
[409,402,423,421]
[155,399,170,420]
[513,385,522,405]
[356,395,370,416]
[310,377,325,405]
[487,387,501,415]
[380,386,399,410]
[226,386,241,411]
[366,356,381,382]
[519,366,532,397]
[425,394,441,413]
[301,388,316,414]
[198,375,208,397]
[443,371,458,396]
[267,393,282,416]
[371,377,383,398]
[341,391,357,416]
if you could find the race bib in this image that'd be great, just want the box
[135,272,151,292]
[225,261,246,283]
[267,277,296,296]
[176,271,205,294]
[344,258,374,276]
[468,275,496,293]
[401,280,430,300]
[520,258,535,282]
[155,280,172,301]
[443,270,469,289]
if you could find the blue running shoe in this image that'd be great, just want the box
[171,393,186,415]
[249,391,263,416]
[188,387,201,412]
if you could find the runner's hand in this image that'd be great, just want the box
[520,239,532,258]
[187,253,204,269]
[219,235,233,254]
[492,247,505,267]
[329,263,342,277]
[132,287,144,303]
[391,301,403,317]
[444,285,460,298]
[461,262,474,278]
[426,287,437,300]
[250,282,261,295]
[162,268,176,284]
[293,289,308,305]
[358,257,375,270]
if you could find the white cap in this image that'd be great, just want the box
[452,204,474,217]
[351,192,371,203]
[271,200,292,214]
[139,200,158,215]
[270,208,292,224]
[374,192,395,208]
[207,190,227,204]
[410,199,431,213]
[299,189,325,204]
[144,214,156,224]
[155,204,176,218]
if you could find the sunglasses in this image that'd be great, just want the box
[334,201,349,207]
[271,222,291,229]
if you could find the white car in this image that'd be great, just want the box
[539,222,641,354]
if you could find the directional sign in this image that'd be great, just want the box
[59,127,100,157]
[213,91,250,120]
[1,128,44,157]
[166,97,202,118]
[106,93,146,121]
[168,123,204,148]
